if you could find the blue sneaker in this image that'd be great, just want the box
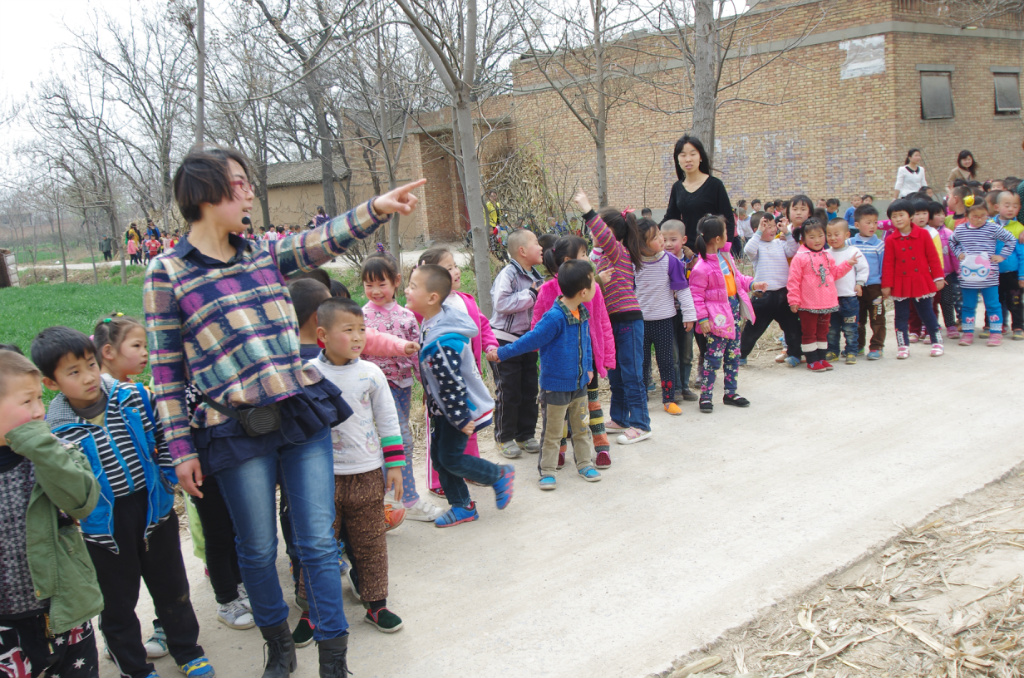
[867,350,882,360]
[784,356,800,368]
[434,502,479,527]
[178,656,215,677]
[538,475,556,490]
[578,466,602,482]
[493,465,515,509]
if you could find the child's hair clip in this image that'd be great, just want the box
[376,242,386,253]
[621,207,635,218]
[103,318,112,323]
[964,195,975,207]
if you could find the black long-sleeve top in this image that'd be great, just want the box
[662,175,735,244]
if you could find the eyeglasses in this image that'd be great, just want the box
[230,179,253,194]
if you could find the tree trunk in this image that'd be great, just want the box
[55,206,68,283]
[593,0,609,207]
[195,0,206,146]
[454,97,494,316]
[311,91,338,216]
[692,0,717,170]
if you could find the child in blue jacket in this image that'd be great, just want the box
[490,260,601,490]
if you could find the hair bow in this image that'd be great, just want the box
[621,207,635,218]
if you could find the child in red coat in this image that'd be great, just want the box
[881,198,946,359]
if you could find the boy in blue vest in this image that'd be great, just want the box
[31,327,214,678]
[490,260,601,490]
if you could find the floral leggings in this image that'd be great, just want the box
[701,296,742,400]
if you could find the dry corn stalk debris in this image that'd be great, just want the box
[651,473,1024,678]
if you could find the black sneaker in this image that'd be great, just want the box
[680,388,699,402]
[699,399,713,413]
[364,607,404,633]
[723,394,750,407]
[292,612,315,647]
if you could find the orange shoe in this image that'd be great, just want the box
[384,504,406,531]
[663,402,683,416]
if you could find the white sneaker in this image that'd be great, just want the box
[517,438,541,454]
[498,440,522,458]
[143,625,168,658]
[217,597,255,629]
[403,497,445,522]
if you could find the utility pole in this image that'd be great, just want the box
[195,0,205,146]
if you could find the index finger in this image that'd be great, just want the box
[396,178,427,193]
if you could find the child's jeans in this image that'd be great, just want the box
[0,618,97,678]
[827,295,860,356]
[608,318,651,431]
[997,271,1023,331]
[857,284,886,352]
[388,384,419,505]
[429,415,502,508]
[702,297,742,399]
[642,317,677,403]
[539,389,594,476]
[961,285,1002,333]
[939,273,961,328]
[894,296,941,345]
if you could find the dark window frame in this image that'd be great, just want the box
[920,71,954,120]
[994,72,1022,114]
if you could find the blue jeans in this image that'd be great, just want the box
[827,295,860,355]
[429,415,501,508]
[608,318,650,431]
[961,285,1002,333]
[216,427,347,639]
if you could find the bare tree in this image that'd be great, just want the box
[394,0,523,314]
[921,0,1024,26]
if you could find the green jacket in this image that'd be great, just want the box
[6,420,103,635]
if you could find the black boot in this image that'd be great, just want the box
[318,634,350,678]
[260,621,297,678]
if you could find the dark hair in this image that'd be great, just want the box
[826,198,840,208]
[694,215,727,260]
[92,314,145,367]
[751,198,762,206]
[288,269,331,289]
[31,326,97,381]
[361,252,400,288]
[910,198,933,216]
[637,217,660,246]
[813,207,829,226]
[288,278,331,328]
[316,297,363,330]
[537,233,557,254]
[748,211,769,232]
[1004,177,1021,192]
[329,279,350,298]
[417,247,450,267]
[640,207,653,217]
[796,217,826,245]
[0,344,23,355]
[672,134,711,180]
[861,194,874,202]
[598,208,644,270]
[887,199,915,219]
[543,235,587,277]
[736,199,747,208]
[787,194,814,224]
[985,190,1002,205]
[415,264,452,300]
[172,146,251,223]
[853,204,879,222]
[557,260,594,298]
[317,206,326,215]
[957,150,977,177]
[904,148,921,166]
[967,201,990,215]
[924,200,944,219]
[827,217,849,232]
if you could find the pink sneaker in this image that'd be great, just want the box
[896,346,910,360]
[605,420,628,432]
[930,343,944,357]
[595,450,611,469]
[988,332,1002,347]
[908,332,919,344]
[946,326,961,340]
[959,332,974,346]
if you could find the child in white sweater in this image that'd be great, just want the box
[826,218,870,363]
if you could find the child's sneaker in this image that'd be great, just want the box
[594,451,611,469]
[498,440,522,459]
[825,351,838,361]
[784,356,801,368]
[722,394,749,407]
[822,360,834,371]
[383,504,405,531]
[774,351,788,363]
[145,623,168,659]
[616,427,652,444]
[699,399,713,413]
[930,343,944,356]
[237,584,250,611]
[605,420,628,432]
[908,332,919,343]
[845,354,857,365]
[855,348,865,356]
[292,612,315,647]
[177,656,215,677]
[493,465,515,509]
[979,327,991,338]
[866,350,882,360]
[1014,329,1024,340]
[364,607,404,633]
[896,346,910,359]
[664,402,682,415]
[517,438,541,454]
[435,502,479,527]
[959,332,974,346]
[428,487,446,498]
[538,475,556,490]
[578,466,601,482]
[217,598,255,629]
[807,360,827,372]
[402,497,445,522]
[988,332,1003,347]
[947,326,961,340]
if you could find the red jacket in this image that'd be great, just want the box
[881,226,943,298]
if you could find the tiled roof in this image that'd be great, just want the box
[265,157,351,188]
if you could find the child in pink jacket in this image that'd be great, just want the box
[415,248,499,496]
[689,216,766,413]
[532,235,615,469]
[786,218,860,372]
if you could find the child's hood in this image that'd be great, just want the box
[422,306,479,348]
[46,374,118,428]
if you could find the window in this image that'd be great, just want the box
[994,73,1021,114]
[920,72,954,119]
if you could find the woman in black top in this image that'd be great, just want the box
[662,134,735,243]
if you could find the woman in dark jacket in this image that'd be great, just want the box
[662,134,735,243]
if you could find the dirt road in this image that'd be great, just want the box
[103,336,1023,678]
